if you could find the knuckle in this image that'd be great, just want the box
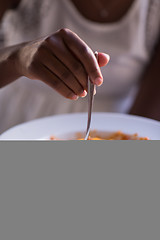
[58,28,70,37]
[43,34,56,47]
[36,44,46,55]
[45,35,52,44]
[45,35,57,45]
[90,67,99,75]
[80,45,91,57]
[45,32,63,46]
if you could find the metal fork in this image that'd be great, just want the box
[84,51,98,140]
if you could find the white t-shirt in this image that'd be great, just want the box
[0,0,160,133]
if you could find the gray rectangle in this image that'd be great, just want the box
[0,141,160,240]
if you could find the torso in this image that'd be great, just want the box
[2,0,135,23]
[1,0,160,133]
[70,0,135,23]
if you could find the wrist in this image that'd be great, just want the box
[0,44,24,88]
[8,45,24,79]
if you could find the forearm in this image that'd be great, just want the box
[0,29,109,99]
[129,37,160,121]
[0,44,24,88]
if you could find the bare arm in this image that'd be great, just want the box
[0,43,24,87]
[129,36,160,121]
[0,29,109,99]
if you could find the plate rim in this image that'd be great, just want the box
[1,112,160,140]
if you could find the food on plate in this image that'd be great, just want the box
[50,130,149,140]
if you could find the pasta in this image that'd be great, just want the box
[50,131,149,140]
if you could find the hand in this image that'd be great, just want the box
[17,28,110,100]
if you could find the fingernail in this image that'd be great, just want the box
[94,77,103,86]
[80,90,87,98]
[71,95,79,100]
[103,53,110,61]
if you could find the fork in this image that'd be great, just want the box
[84,51,98,140]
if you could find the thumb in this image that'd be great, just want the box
[97,52,110,67]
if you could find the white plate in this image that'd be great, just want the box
[0,112,160,140]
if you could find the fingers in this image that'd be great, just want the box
[59,29,104,86]
[21,28,110,100]
[38,46,87,97]
[33,62,79,100]
[46,34,88,90]
[45,29,110,94]
[98,52,110,67]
